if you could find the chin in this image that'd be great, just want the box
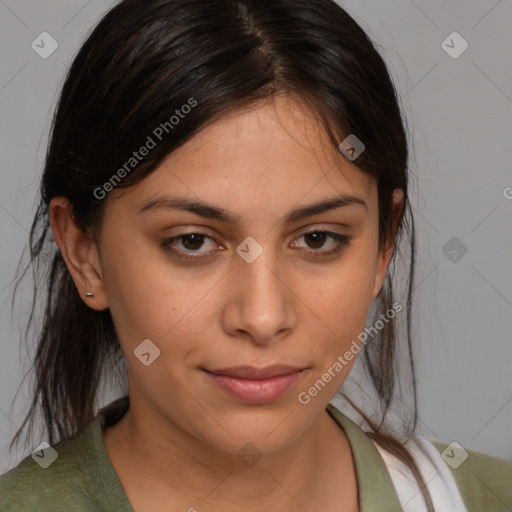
[195,405,311,457]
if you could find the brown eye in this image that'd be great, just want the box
[304,232,327,249]
[292,230,351,257]
[160,231,221,259]
[181,233,206,251]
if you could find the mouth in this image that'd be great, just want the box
[202,365,306,404]
[205,364,305,379]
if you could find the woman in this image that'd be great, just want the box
[1,1,510,511]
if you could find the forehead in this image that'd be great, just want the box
[108,94,376,217]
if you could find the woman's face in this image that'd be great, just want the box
[55,94,400,456]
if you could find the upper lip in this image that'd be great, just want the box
[205,365,304,380]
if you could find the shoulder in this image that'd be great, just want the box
[0,424,101,511]
[430,440,512,512]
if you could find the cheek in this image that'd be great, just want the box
[101,241,222,371]
[313,254,376,331]
[301,244,378,383]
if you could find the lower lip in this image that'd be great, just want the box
[204,370,303,404]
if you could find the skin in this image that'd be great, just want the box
[49,94,404,512]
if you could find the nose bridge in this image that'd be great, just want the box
[227,237,295,341]
[238,241,285,308]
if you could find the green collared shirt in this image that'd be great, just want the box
[1,396,511,511]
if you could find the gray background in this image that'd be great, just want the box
[1,0,511,473]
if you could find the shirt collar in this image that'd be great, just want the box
[326,403,403,511]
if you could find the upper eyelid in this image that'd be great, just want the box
[166,229,349,252]
[168,223,351,239]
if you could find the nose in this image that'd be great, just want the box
[222,246,297,345]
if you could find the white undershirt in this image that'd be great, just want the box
[371,435,468,512]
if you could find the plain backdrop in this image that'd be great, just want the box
[1,0,511,473]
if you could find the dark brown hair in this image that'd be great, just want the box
[9,0,432,509]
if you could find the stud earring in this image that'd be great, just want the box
[85,292,94,298]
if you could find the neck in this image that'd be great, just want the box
[102,392,358,512]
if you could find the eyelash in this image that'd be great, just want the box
[160,230,351,261]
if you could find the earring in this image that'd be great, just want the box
[85,292,94,298]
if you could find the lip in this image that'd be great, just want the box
[206,365,303,379]
[203,365,305,404]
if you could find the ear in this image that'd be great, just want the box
[371,189,404,300]
[49,197,109,310]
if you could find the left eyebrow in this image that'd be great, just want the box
[137,193,367,223]
[284,194,367,223]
